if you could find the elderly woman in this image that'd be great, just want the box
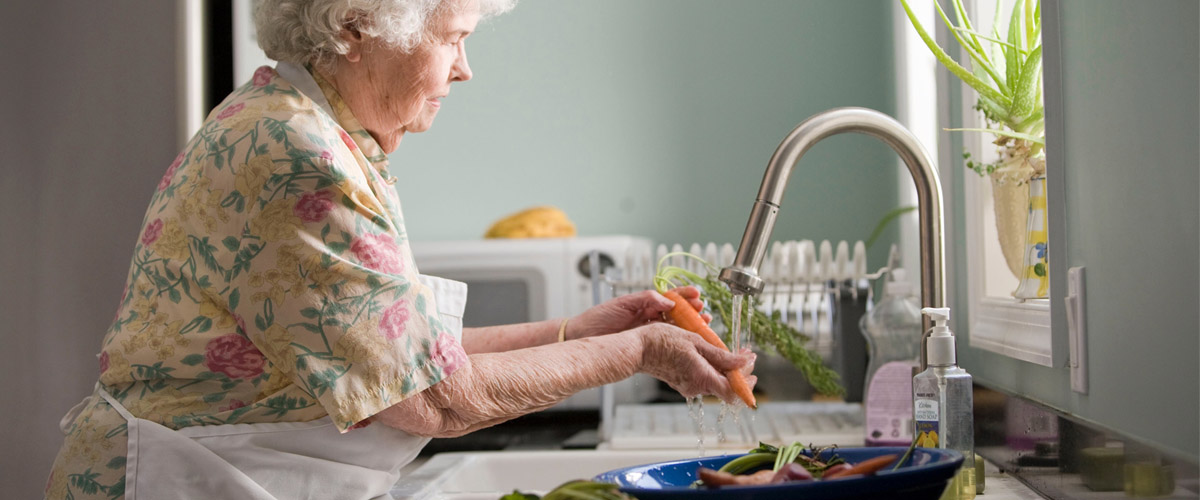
[47,0,755,498]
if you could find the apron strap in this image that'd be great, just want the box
[97,385,137,422]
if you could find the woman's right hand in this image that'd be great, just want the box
[636,323,757,404]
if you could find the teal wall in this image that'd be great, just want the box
[954,0,1200,461]
[388,0,900,267]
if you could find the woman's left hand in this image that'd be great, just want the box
[565,286,711,341]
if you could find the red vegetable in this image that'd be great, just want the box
[771,463,814,483]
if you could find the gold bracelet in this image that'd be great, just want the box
[557,318,569,343]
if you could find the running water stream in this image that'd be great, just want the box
[684,292,754,456]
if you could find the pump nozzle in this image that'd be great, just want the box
[921,307,950,324]
[921,307,956,366]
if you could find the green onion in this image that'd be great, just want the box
[774,442,806,471]
[717,453,778,475]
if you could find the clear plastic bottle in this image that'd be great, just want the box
[859,269,922,446]
[913,307,975,500]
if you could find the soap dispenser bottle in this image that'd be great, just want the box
[913,307,975,500]
[859,268,922,446]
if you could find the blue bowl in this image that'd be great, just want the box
[594,447,963,500]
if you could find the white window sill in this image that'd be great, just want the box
[967,297,1053,367]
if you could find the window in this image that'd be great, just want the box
[895,0,1052,367]
[951,0,1053,366]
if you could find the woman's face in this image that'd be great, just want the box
[334,1,480,153]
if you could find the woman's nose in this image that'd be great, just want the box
[452,47,472,82]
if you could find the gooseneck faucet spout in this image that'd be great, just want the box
[718,107,946,370]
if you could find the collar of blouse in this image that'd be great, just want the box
[309,67,395,181]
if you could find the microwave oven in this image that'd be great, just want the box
[410,235,658,409]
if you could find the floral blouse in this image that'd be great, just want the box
[46,66,468,499]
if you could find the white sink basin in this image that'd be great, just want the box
[390,449,716,500]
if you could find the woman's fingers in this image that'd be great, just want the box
[696,340,754,374]
[640,326,756,404]
[673,286,706,313]
[647,286,706,325]
[691,340,757,404]
[736,347,756,375]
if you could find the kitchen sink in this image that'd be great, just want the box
[390,449,715,500]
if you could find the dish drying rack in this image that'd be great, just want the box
[591,239,875,373]
[586,239,888,448]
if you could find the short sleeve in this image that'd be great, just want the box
[226,140,467,431]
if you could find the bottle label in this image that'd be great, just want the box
[914,398,939,447]
[864,362,915,446]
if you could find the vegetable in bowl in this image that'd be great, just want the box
[695,442,899,488]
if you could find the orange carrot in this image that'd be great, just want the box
[662,290,757,409]
[822,454,900,479]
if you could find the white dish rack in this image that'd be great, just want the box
[596,239,874,361]
[606,401,865,450]
[588,239,881,449]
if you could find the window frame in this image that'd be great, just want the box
[950,0,1054,367]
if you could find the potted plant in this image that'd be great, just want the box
[900,0,1045,291]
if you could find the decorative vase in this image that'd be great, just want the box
[1013,175,1049,299]
[989,142,1046,282]
[991,176,1030,279]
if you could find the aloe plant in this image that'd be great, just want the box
[900,0,1044,176]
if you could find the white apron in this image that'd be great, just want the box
[68,275,467,500]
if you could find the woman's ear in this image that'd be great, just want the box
[338,14,365,63]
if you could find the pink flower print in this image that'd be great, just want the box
[158,152,184,191]
[432,333,468,376]
[217,102,245,120]
[350,233,404,274]
[220,399,248,412]
[379,300,411,340]
[142,218,164,246]
[204,333,266,379]
[293,190,335,223]
[339,129,358,151]
[319,150,334,162]
[98,351,109,375]
[252,66,273,87]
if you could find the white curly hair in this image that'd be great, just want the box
[255,0,515,67]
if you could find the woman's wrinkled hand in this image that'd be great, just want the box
[636,323,757,404]
[566,287,710,341]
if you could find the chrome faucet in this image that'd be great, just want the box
[718,107,946,371]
